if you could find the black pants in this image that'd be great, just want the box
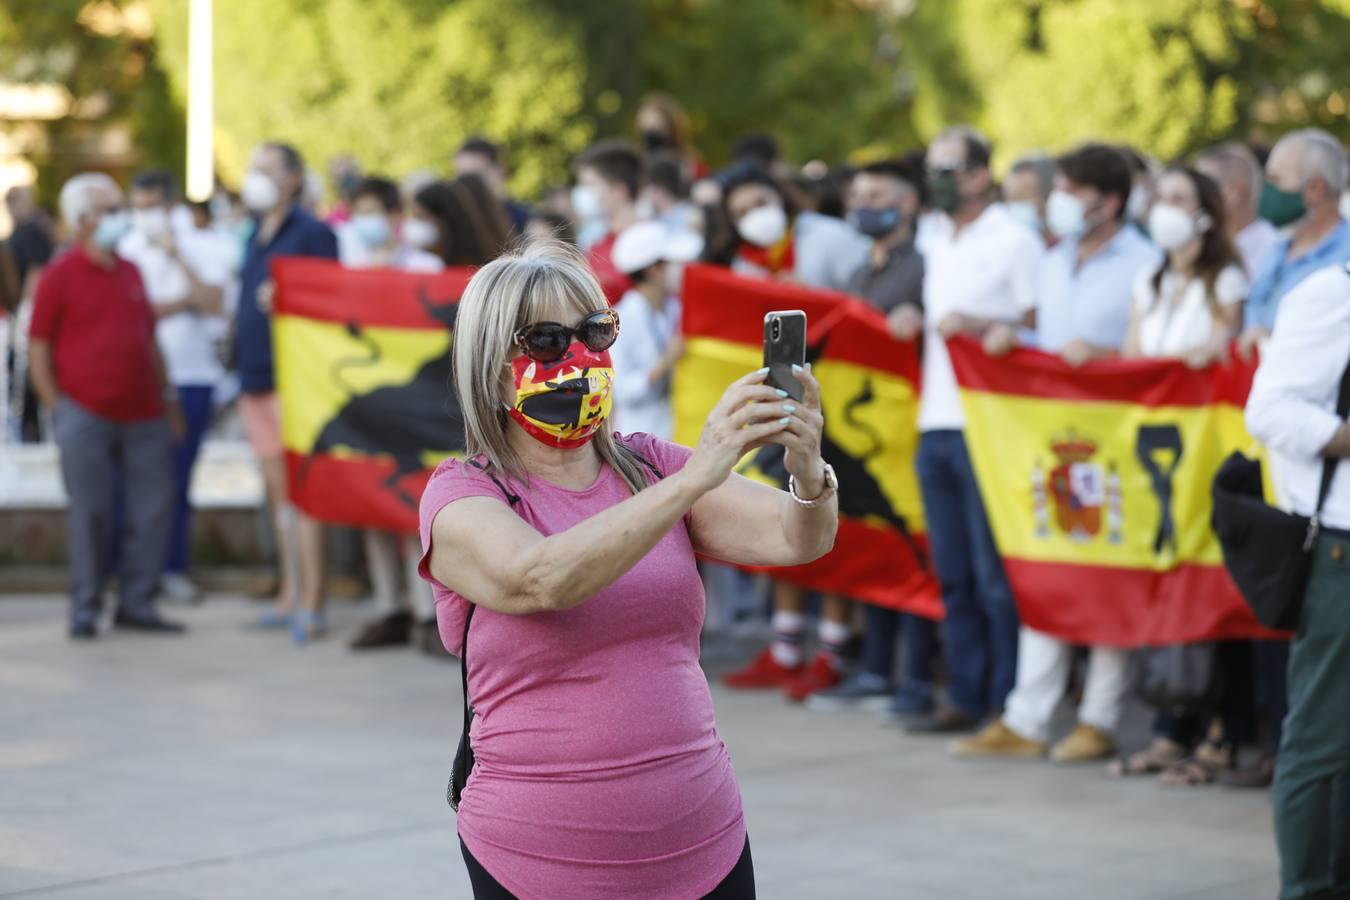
[460,835,756,899]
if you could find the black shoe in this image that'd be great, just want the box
[113,612,187,634]
[904,706,982,735]
[349,611,413,650]
[69,623,98,641]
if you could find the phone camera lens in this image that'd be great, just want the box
[771,320,781,340]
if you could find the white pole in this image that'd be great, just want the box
[186,0,213,202]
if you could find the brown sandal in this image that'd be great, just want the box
[1106,738,1186,777]
[1159,741,1233,787]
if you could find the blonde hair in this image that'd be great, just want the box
[452,238,652,494]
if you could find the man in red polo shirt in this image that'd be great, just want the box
[28,172,185,640]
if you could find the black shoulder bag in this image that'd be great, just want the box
[1211,283,1350,631]
[447,452,664,811]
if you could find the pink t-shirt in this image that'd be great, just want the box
[418,433,746,900]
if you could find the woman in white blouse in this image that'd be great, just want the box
[1125,166,1247,365]
[1117,165,1249,785]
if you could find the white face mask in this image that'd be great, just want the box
[403,217,438,249]
[130,207,171,240]
[736,204,789,248]
[570,185,602,222]
[241,170,281,214]
[1148,202,1208,251]
[1005,201,1042,235]
[92,211,131,251]
[1046,190,1088,239]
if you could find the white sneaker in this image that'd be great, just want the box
[159,573,204,604]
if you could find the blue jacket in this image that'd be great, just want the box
[234,207,338,394]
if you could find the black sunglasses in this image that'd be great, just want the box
[513,309,620,363]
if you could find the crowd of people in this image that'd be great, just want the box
[4,90,1350,896]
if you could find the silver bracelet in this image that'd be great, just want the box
[788,463,837,508]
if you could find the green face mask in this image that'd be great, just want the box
[1258,181,1305,227]
[926,170,962,214]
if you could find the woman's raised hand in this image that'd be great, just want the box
[684,368,795,493]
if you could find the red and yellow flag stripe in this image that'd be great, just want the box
[949,337,1280,646]
[673,265,940,617]
[272,258,473,532]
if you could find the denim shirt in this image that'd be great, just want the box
[1243,218,1350,331]
[234,207,338,394]
[1033,225,1161,352]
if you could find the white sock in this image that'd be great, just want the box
[770,610,806,667]
[819,618,851,671]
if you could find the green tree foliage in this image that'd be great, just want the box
[903,0,1350,164]
[637,0,918,166]
[149,0,592,196]
[0,0,183,202]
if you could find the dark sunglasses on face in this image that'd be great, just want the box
[513,309,620,363]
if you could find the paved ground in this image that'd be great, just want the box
[0,594,1276,899]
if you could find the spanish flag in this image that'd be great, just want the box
[948,337,1280,646]
[673,265,941,618]
[272,258,473,533]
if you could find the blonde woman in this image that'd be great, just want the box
[417,240,837,899]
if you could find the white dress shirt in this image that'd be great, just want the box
[1132,264,1247,358]
[611,289,680,440]
[119,221,236,386]
[919,203,1044,431]
[1246,264,1350,530]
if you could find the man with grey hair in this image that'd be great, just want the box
[1241,128,1350,350]
[1224,128,1350,790]
[1002,152,1056,243]
[1246,261,1350,897]
[27,172,184,639]
[1196,142,1280,274]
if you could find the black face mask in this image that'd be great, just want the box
[640,129,674,153]
[925,170,962,213]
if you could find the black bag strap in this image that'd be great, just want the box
[458,459,521,731]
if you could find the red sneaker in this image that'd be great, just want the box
[783,653,843,703]
[723,647,804,689]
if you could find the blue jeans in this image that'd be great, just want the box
[916,430,1020,719]
[861,605,937,703]
[164,385,214,574]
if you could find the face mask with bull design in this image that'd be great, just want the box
[506,342,615,449]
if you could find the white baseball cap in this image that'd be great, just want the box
[611,221,703,276]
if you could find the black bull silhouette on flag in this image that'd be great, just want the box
[279,260,607,531]
[274,259,476,532]
[741,322,929,575]
[297,287,465,510]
